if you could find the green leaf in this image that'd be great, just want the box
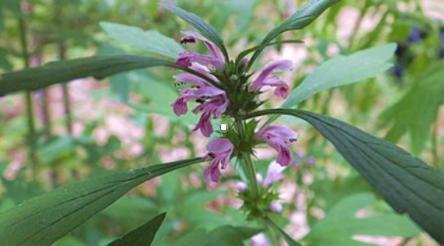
[162,3,228,60]
[305,193,420,245]
[379,63,444,153]
[246,109,444,244]
[283,43,397,108]
[0,158,202,246]
[0,55,172,96]
[108,212,166,246]
[176,225,261,246]
[100,22,184,59]
[248,0,338,68]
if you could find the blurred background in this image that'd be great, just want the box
[0,0,443,245]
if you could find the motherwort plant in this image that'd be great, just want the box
[0,1,443,245]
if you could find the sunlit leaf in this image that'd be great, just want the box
[108,213,166,246]
[246,109,444,244]
[305,193,420,245]
[0,55,172,96]
[100,22,184,59]
[283,43,397,107]
[380,63,444,153]
[0,158,202,246]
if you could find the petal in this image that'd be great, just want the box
[193,113,213,137]
[276,145,292,166]
[171,97,188,116]
[207,137,234,154]
[263,161,286,187]
[181,30,225,63]
[204,161,220,183]
[251,60,293,91]
[175,73,209,87]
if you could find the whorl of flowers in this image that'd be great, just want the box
[171,29,300,183]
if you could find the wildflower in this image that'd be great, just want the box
[257,125,298,166]
[171,32,229,137]
[250,60,294,98]
[204,138,234,183]
[176,30,225,70]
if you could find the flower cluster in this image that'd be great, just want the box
[171,29,299,183]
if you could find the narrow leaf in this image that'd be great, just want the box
[108,212,167,246]
[0,158,202,246]
[246,109,444,244]
[162,3,228,60]
[0,55,172,96]
[100,22,184,59]
[248,0,338,68]
[283,43,397,108]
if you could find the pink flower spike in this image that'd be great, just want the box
[257,125,298,166]
[204,138,234,183]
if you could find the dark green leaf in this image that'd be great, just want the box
[100,22,184,59]
[305,193,420,245]
[176,225,261,246]
[0,158,202,246]
[283,43,396,107]
[108,213,166,246]
[0,55,172,96]
[380,63,444,153]
[248,0,338,68]
[162,3,229,60]
[246,109,444,244]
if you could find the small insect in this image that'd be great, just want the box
[180,38,195,44]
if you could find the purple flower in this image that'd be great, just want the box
[250,60,294,98]
[171,31,229,137]
[250,233,270,246]
[263,161,286,187]
[270,201,283,213]
[204,138,234,183]
[257,125,298,166]
[176,30,225,70]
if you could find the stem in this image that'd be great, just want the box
[41,89,52,138]
[242,152,260,198]
[235,119,260,198]
[18,12,39,171]
[263,216,301,246]
[54,0,73,135]
[59,44,73,135]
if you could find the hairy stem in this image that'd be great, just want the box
[235,119,260,198]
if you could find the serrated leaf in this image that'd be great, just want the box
[0,158,202,246]
[248,0,338,67]
[0,55,172,96]
[176,225,261,246]
[305,193,420,245]
[163,3,228,59]
[108,212,166,246]
[283,43,397,107]
[380,63,444,153]
[246,109,444,244]
[100,22,184,59]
